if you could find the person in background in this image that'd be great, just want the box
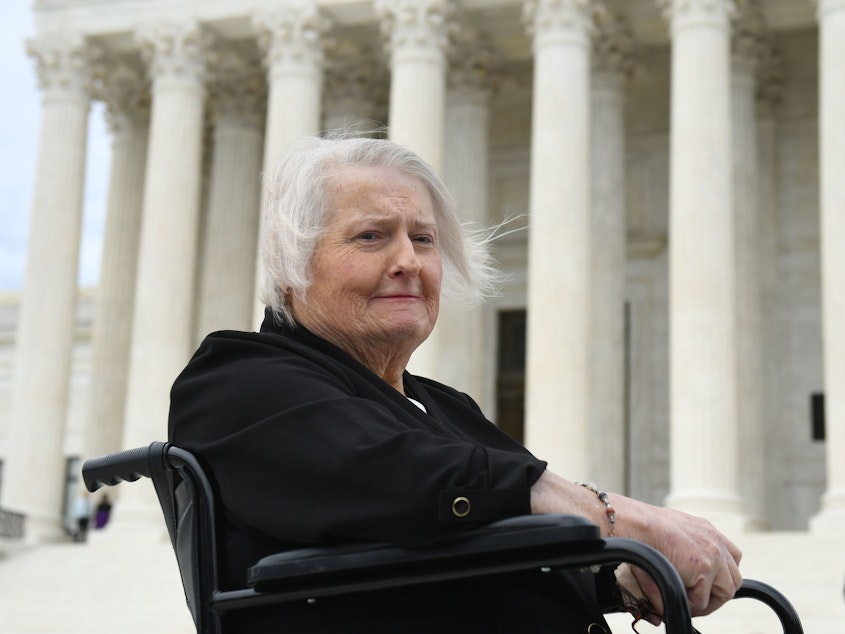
[72,490,91,543]
[169,132,741,633]
[94,493,112,529]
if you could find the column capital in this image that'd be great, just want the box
[207,48,266,130]
[447,26,502,93]
[323,39,388,116]
[656,0,738,26]
[252,3,331,73]
[731,0,767,73]
[135,20,211,87]
[25,32,99,100]
[96,60,150,135]
[523,0,602,47]
[375,0,453,57]
[593,10,636,78]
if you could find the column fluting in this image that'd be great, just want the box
[376,0,450,172]
[660,0,747,527]
[195,52,265,338]
[376,0,451,379]
[731,5,767,527]
[438,27,495,407]
[118,20,209,527]
[85,62,150,460]
[523,0,595,476]
[3,33,96,540]
[811,0,845,532]
[252,4,329,325]
[588,12,634,489]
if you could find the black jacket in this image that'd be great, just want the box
[168,312,615,633]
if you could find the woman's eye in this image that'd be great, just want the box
[414,235,434,245]
[357,232,378,241]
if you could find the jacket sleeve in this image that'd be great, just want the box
[168,333,547,547]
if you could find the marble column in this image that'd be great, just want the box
[119,21,209,527]
[588,13,633,490]
[522,0,594,477]
[85,63,150,460]
[252,4,329,325]
[195,52,265,338]
[376,0,450,171]
[659,0,747,528]
[376,0,451,379]
[438,28,495,408]
[811,0,845,532]
[756,43,783,528]
[3,33,96,541]
[253,4,328,171]
[731,5,767,527]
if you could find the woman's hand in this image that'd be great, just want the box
[618,500,743,618]
[530,471,743,618]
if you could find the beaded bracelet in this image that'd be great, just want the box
[575,481,616,537]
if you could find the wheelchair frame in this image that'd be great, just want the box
[82,441,804,634]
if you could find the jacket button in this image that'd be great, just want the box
[451,496,471,518]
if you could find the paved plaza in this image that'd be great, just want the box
[0,527,842,633]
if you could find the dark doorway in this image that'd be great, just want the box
[496,310,526,443]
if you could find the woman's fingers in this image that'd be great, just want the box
[689,546,743,616]
[626,506,744,618]
[630,564,664,616]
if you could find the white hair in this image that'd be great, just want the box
[259,132,506,326]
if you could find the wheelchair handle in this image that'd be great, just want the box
[736,579,804,634]
[82,441,168,492]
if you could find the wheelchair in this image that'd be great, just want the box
[82,442,804,634]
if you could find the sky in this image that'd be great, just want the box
[0,3,110,292]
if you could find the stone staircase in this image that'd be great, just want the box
[0,527,842,633]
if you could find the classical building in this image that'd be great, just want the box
[1,0,844,546]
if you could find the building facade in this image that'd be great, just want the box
[1,0,844,541]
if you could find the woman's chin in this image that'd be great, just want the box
[377,317,433,344]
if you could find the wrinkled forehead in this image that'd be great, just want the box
[324,161,419,189]
[322,163,439,221]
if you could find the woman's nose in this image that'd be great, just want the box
[389,236,422,277]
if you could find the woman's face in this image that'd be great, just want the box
[291,164,442,360]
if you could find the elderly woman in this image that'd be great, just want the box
[168,135,741,633]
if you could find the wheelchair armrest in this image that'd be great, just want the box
[238,514,699,633]
[247,513,600,592]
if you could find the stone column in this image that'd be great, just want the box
[659,0,747,528]
[588,13,634,490]
[119,21,209,527]
[195,52,265,338]
[3,34,96,541]
[756,43,782,528]
[438,28,496,406]
[252,4,329,325]
[731,5,767,527]
[811,0,845,532]
[522,0,594,476]
[376,0,451,379]
[253,4,328,171]
[376,0,450,172]
[85,63,150,460]
[322,40,387,131]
